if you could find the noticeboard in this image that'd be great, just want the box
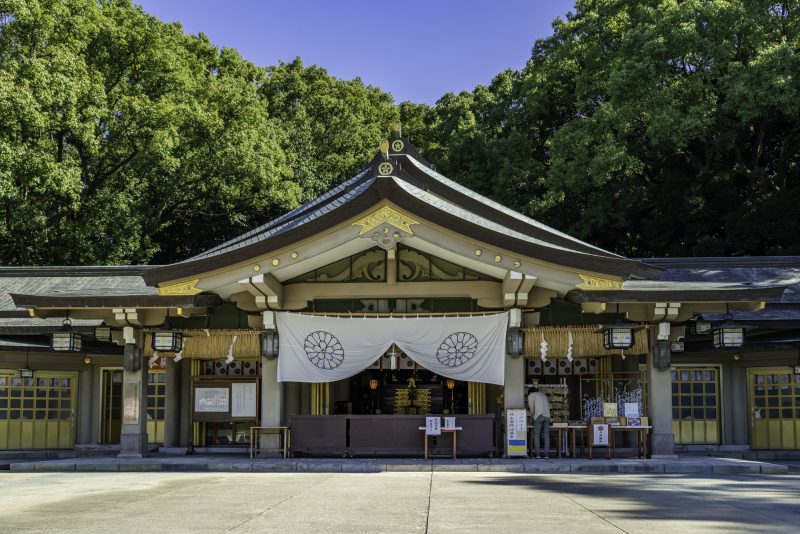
[195,387,229,413]
[506,409,528,457]
[192,380,259,422]
[231,382,258,418]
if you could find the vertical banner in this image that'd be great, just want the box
[506,409,528,457]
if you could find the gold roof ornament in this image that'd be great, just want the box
[379,139,389,160]
[392,122,402,137]
[157,278,204,296]
[352,205,419,236]
[378,162,394,175]
[576,274,624,290]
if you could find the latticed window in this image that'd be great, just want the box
[752,372,800,420]
[0,376,72,421]
[671,368,718,421]
[147,371,166,421]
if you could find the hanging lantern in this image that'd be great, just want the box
[369,379,379,390]
[506,328,525,357]
[602,323,635,350]
[687,314,712,336]
[152,328,183,353]
[711,315,745,349]
[51,318,82,352]
[94,325,112,342]
[261,330,279,359]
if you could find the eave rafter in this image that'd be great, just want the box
[502,271,537,308]
[238,273,283,310]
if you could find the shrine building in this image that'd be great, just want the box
[1,136,799,458]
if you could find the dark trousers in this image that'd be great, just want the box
[533,415,551,456]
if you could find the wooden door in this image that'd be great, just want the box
[749,369,800,449]
[0,372,77,449]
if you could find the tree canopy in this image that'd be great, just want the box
[1,0,799,265]
[423,0,800,257]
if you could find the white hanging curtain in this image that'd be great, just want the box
[276,312,508,385]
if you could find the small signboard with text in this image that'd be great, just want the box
[593,424,609,446]
[624,403,640,418]
[506,409,528,457]
[425,416,441,436]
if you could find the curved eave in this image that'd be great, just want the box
[566,285,787,304]
[10,293,222,309]
[400,155,622,259]
[144,174,659,285]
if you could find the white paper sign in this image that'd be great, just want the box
[506,409,528,457]
[443,417,456,430]
[195,387,229,413]
[231,382,257,418]
[426,416,441,436]
[624,403,640,418]
[593,424,609,446]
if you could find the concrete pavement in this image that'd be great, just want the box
[0,471,798,533]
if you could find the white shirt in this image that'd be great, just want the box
[528,391,550,420]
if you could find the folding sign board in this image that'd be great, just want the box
[506,409,528,457]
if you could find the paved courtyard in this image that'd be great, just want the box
[1,471,799,533]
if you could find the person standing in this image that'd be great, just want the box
[528,387,551,458]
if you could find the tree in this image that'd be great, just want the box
[0,0,299,265]
[259,59,399,201]
[526,0,800,256]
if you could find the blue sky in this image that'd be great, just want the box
[134,0,576,105]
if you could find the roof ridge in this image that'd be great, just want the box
[0,266,151,277]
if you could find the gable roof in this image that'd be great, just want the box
[143,137,662,284]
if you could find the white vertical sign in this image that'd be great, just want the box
[426,416,441,436]
[231,382,257,418]
[506,409,528,457]
[593,424,609,446]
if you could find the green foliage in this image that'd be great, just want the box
[425,0,800,257]
[0,0,299,265]
[259,59,399,200]
[1,0,799,266]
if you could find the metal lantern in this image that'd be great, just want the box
[602,324,635,350]
[94,325,112,342]
[123,344,142,372]
[687,314,712,336]
[369,379,379,391]
[653,340,671,370]
[152,330,184,353]
[506,328,525,357]
[261,330,279,359]
[711,318,745,349]
[51,318,83,352]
